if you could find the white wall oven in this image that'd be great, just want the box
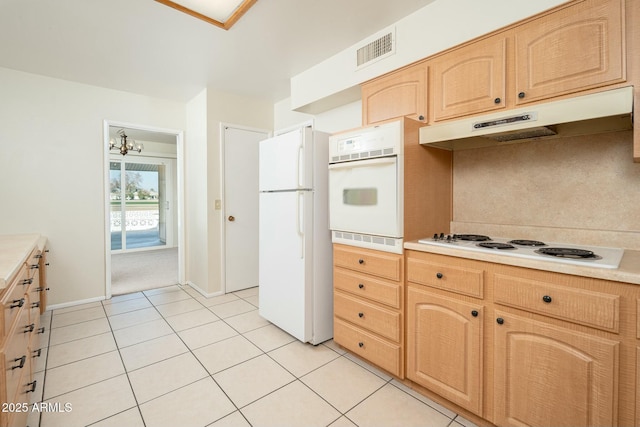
[329,121,403,254]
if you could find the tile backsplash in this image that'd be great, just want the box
[452,130,640,250]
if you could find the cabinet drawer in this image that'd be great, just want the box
[1,306,31,408]
[334,268,401,309]
[407,257,484,298]
[334,245,402,281]
[1,265,30,338]
[494,273,619,332]
[334,292,401,342]
[334,318,402,377]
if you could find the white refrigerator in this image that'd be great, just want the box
[258,125,333,345]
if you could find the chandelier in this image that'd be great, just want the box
[109,129,144,156]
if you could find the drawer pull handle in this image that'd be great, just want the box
[496,317,504,325]
[27,380,37,393]
[358,259,364,265]
[12,355,26,370]
[24,323,35,333]
[471,310,479,317]
[30,264,39,269]
[436,272,443,279]
[542,295,552,303]
[358,312,364,318]
[32,301,40,308]
[358,283,364,289]
[37,327,46,334]
[21,278,33,286]
[358,342,364,348]
[10,298,25,309]
[33,348,42,358]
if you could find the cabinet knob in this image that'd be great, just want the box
[358,259,364,265]
[494,97,501,104]
[436,272,443,279]
[542,295,552,303]
[496,317,504,325]
[358,283,364,289]
[228,215,235,222]
[358,342,364,348]
[471,310,479,317]
[358,312,364,318]
[418,115,425,121]
[518,91,526,99]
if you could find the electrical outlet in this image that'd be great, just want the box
[214,199,222,210]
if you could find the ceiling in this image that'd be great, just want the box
[0,0,437,103]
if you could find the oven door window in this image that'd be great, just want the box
[343,188,377,206]
[329,156,401,238]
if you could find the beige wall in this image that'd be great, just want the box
[452,131,640,249]
[0,67,186,307]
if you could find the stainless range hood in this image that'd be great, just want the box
[419,86,634,150]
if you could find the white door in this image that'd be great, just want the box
[259,127,313,192]
[258,190,313,342]
[224,126,269,292]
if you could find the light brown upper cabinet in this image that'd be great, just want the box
[361,62,428,126]
[514,0,625,105]
[431,37,507,122]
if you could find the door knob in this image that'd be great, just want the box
[228,215,235,222]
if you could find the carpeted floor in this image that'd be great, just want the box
[111,247,179,295]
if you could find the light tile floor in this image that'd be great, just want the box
[28,285,480,427]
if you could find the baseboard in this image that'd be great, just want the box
[46,295,107,312]
[184,281,224,299]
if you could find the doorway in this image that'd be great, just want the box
[104,121,184,297]
[221,124,270,293]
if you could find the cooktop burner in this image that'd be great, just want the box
[417,234,623,269]
[535,247,602,260]
[454,234,491,242]
[508,239,546,247]
[477,242,516,250]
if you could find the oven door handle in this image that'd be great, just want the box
[328,156,396,170]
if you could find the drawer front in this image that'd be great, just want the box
[24,248,41,280]
[334,268,401,309]
[1,265,30,338]
[1,306,31,407]
[334,292,401,342]
[334,318,402,377]
[334,245,402,281]
[494,273,619,332]
[407,257,484,298]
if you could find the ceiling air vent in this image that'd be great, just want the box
[356,29,395,69]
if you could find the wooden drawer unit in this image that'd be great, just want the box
[334,268,401,309]
[493,272,620,332]
[334,318,402,376]
[334,245,402,281]
[406,253,484,298]
[333,244,404,377]
[334,292,401,342]
[1,304,31,412]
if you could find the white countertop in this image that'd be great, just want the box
[0,234,42,290]
[405,240,640,286]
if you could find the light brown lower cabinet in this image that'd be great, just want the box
[406,285,483,415]
[493,311,618,427]
[403,249,639,427]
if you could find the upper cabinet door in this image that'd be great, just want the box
[431,37,507,122]
[514,0,625,105]
[361,62,428,126]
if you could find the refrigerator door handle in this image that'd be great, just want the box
[297,191,304,259]
[297,144,304,189]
